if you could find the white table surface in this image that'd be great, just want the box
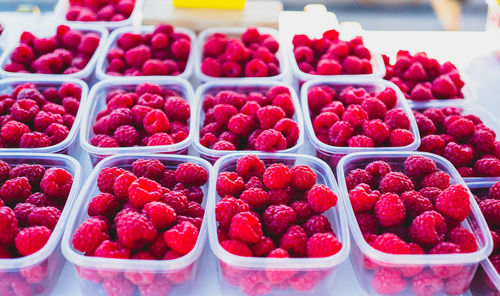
[1,12,498,296]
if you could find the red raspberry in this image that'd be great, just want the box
[164,221,198,255]
[371,233,410,254]
[19,132,51,148]
[307,232,342,258]
[112,171,137,200]
[265,188,291,207]
[384,109,410,130]
[347,135,374,147]
[446,118,475,141]
[97,167,125,194]
[138,277,172,296]
[420,171,450,190]
[227,114,254,137]
[116,211,157,249]
[249,237,274,258]
[146,133,174,146]
[423,108,446,127]
[1,120,30,145]
[365,160,391,180]
[236,155,265,180]
[94,240,130,259]
[0,160,10,182]
[220,239,253,256]
[379,172,414,194]
[216,172,244,197]
[42,103,65,116]
[262,163,290,190]
[263,205,296,237]
[328,120,354,146]
[0,206,18,245]
[254,129,287,152]
[404,155,437,180]
[272,93,295,117]
[143,110,170,135]
[448,227,477,253]
[240,101,261,119]
[342,104,368,128]
[88,193,120,217]
[265,248,295,283]
[27,206,61,230]
[372,268,406,295]
[411,270,444,296]
[306,184,337,214]
[72,217,109,254]
[163,191,188,214]
[128,178,162,207]
[414,112,437,136]
[279,225,308,257]
[475,157,500,177]
[273,118,299,147]
[45,123,69,144]
[40,167,73,201]
[15,226,51,256]
[244,59,269,77]
[215,197,249,229]
[228,211,262,244]
[419,134,446,155]
[11,99,39,122]
[163,96,190,123]
[201,58,221,76]
[444,142,473,167]
[137,93,164,109]
[389,128,415,147]
[303,215,333,236]
[345,169,374,191]
[356,212,379,235]
[102,276,135,296]
[26,192,57,208]
[211,140,236,150]
[400,190,433,219]
[361,119,389,144]
[489,181,500,199]
[361,97,387,120]
[240,188,268,210]
[479,199,500,228]
[212,104,238,125]
[429,242,463,278]
[14,203,35,226]
[289,165,317,191]
[113,125,139,146]
[409,210,446,247]
[435,184,470,222]
[132,159,164,180]
[374,193,406,227]
[471,129,495,154]
[313,112,339,135]
[349,184,379,213]
[290,201,313,223]
[256,106,286,130]
[0,177,31,204]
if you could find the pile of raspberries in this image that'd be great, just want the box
[105,23,191,76]
[0,82,82,148]
[292,29,374,75]
[3,25,101,75]
[346,155,478,295]
[470,181,500,295]
[383,50,465,102]
[91,82,190,148]
[199,86,300,152]
[415,106,500,177]
[215,155,342,294]
[72,159,209,296]
[307,84,415,148]
[66,0,136,22]
[0,160,74,292]
[200,28,280,78]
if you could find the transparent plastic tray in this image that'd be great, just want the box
[54,0,144,31]
[79,77,195,166]
[0,23,108,81]
[411,102,500,183]
[0,77,88,154]
[194,27,288,83]
[61,153,212,296]
[95,25,196,81]
[192,80,305,163]
[0,153,82,296]
[207,152,350,295]
[337,151,493,296]
[301,77,421,169]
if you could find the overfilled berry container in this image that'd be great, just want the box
[0,77,88,154]
[207,152,350,296]
[194,27,288,83]
[193,80,305,163]
[337,151,493,296]
[95,25,196,80]
[80,77,195,166]
[0,153,82,296]
[61,153,212,296]
[466,181,500,296]
[0,23,108,81]
[54,0,144,31]
[411,103,500,182]
[301,77,420,170]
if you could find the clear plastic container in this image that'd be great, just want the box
[192,80,305,163]
[0,77,89,154]
[194,27,288,83]
[95,25,196,81]
[61,153,212,296]
[0,22,7,56]
[54,0,144,31]
[411,103,500,183]
[0,152,82,296]
[207,152,350,295]
[467,181,500,296]
[301,77,421,170]
[0,23,109,81]
[336,151,493,296]
[79,77,195,166]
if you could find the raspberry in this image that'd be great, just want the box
[374,193,406,227]
[435,184,470,222]
[138,93,163,109]
[306,184,337,214]
[411,270,444,296]
[475,157,500,177]
[362,119,389,144]
[290,201,313,223]
[263,205,296,237]
[228,114,254,137]
[11,99,39,122]
[404,155,437,180]
[88,193,120,217]
[0,176,31,204]
[400,190,433,219]
[245,59,268,77]
[273,118,299,147]
[27,206,61,230]
[212,140,236,150]
[345,169,374,191]
[228,211,262,244]
[288,165,317,191]
[489,181,500,199]
[446,118,475,141]
[342,104,368,128]
[113,125,139,146]
[40,167,73,201]
[1,120,30,145]
[254,129,287,152]
[257,106,286,129]
[143,110,170,135]
[240,188,268,210]
[116,211,157,249]
[15,226,51,256]
[45,123,70,144]
[213,104,238,126]
[328,121,354,146]
[361,97,387,120]
[112,171,137,200]
[138,277,172,296]
[423,108,446,127]
[279,225,308,257]
[420,171,450,190]
[306,232,342,258]
[215,197,249,229]
[220,239,253,256]
[163,190,188,214]
[313,112,339,135]
[448,227,478,253]
[389,128,415,147]
[132,159,165,180]
[236,155,265,179]
[265,248,295,283]
[102,276,135,296]
[384,109,410,130]
[409,210,446,247]
[379,172,414,194]
[201,58,221,76]
[419,134,446,155]
[14,203,36,226]
[444,142,473,167]
[303,215,333,236]
[349,184,379,213]
[262,163,290,190]
[163,221,198,255]
[72,217,109,254]
[414,111,437,136]
[479,199,500,228]
[356,212,379,235]
[33,111,63,133]
[372,268,406,295]
[146,133,174,146]
[365,160,391,180]
[0,206,18,245]
[0,160,10,182]
[128,178,162,207]
[94,240,130,259]
[471,129,495,154]
[97,167,125,194]
[216,172,245,197]
[347,135,374,147]
[26,192,57,208]
[429,242,463,278]
[173,163,208,188]
[272,93,295,117]
[371,233,410,254]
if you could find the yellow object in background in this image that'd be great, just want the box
[172,0,245,9]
